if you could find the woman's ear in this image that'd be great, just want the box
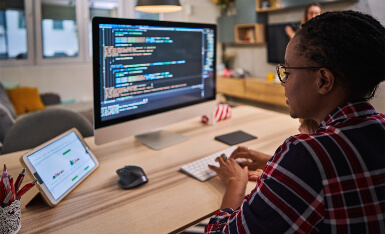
[317,68,336,95]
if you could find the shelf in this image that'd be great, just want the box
[255,0,359,13]
[234,24,265,44]
[256,0,282,12]
[256,7,283,12]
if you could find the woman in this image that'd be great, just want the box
[286,3,323,134]
[205,11,385,233]
[285,3,323,39]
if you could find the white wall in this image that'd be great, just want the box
[0,63,93,102]
[0,0,383,112]
[162,0,219,23]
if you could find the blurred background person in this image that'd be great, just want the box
[285,2,323,39]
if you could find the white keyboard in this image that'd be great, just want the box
[180,146,238,182]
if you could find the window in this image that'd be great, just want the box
[41,0,79,58]
[18,12,26,29]
[53,20,64,30]
[89,0,118,18]
[0,0,158,67]
[0,1,28,60]
[88,0,119,58]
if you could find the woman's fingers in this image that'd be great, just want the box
[215,154,227,165]
[247,169,264,181]
[230,146,248,158]
[208,164,218,172]
[239,161,259,170]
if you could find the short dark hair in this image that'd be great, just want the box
[296,11,385,99]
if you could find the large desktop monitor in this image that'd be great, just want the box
[92,17,217,149]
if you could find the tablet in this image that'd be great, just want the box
[20,128,99,206]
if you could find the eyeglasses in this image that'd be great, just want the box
[276,64,323,83]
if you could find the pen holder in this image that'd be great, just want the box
[0,200,21,234]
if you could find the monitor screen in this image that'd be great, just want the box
[267,22,300,64]
[92,17,216,148]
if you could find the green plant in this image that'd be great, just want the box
[213,0,235,15]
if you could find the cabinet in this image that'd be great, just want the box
[217,76,245,98]
[217,77,287,107]
[234,24,265,44]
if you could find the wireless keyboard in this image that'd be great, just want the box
[180,146,238,182]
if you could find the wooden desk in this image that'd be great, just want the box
[1,106,299,233]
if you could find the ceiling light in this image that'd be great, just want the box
[135,0,182,13]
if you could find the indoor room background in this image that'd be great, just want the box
[0,0,384,113]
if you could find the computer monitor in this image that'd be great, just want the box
[92,17,217,150]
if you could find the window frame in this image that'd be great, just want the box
[0,0,34,67]
[0,0,134,67]
[83,0,127,63]
[34,0,85,65]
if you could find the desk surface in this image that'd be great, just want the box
[1,105,300,233]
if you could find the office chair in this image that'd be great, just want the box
[1,108,93,154]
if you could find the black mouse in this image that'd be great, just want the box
[116,166,148,189]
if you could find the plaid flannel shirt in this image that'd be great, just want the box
[205,100,385,233]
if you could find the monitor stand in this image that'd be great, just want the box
[135,129,188,150]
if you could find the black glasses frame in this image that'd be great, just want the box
[276,64,323,83]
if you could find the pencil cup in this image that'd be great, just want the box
[0,200,21,234]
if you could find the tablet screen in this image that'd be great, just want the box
[27,131,97,200]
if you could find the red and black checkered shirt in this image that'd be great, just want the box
[205,100,385,233]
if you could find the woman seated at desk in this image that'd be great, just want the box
[206,11,385,233]
[286,2,323,135]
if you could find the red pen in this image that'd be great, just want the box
[16,180,37,200]
[14,168,26,193]
[1,172,9,201]
[9,177,15,203]
[2,173,10,195]
[0,178,3,203]
[1,191,12,208]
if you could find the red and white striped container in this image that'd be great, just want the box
[201,104,232,124]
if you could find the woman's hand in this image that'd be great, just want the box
[285,25,296,39]
[229,146,271,170]
[248,169,264,181]
[208,155,249,209]
[208,155,248,186]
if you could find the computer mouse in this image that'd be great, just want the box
[116,165,148,189]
